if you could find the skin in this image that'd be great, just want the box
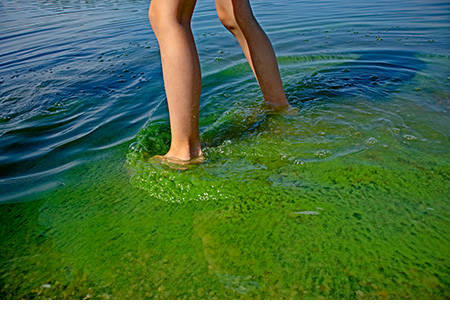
[149,0,289,162]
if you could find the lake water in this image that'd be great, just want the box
[0,0,449,299]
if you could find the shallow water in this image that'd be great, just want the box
[0,0,449,299]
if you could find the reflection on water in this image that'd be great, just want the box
[0,0,449,299]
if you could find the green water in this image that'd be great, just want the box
[2,54,449,299]
[1,0,449,299]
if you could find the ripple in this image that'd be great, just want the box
[127,48,449,202]
[0,0,449,202]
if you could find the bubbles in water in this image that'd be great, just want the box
[128,142,145,153]
[126,153,232,203]
[314,149,332,159]
[293,159,305,165]
[365,137,378,145]
[403,134,417,141]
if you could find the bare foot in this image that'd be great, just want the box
[150,154,205,170]
[263,101,298,115]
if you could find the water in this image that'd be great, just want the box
[0,0,449,299]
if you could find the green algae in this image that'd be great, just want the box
[128,120,171,156]
[1,53,449,299]
[2,141,448,299]
[125,103,276,203]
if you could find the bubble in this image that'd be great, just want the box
[128,142,144,153]
[314,149,331,158]
[365,137,378,145]
[403,134,417,141]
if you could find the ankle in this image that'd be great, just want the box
[264,96,289,108]
[166,141,202,161]
[264,99,290,110]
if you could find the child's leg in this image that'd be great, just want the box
[215,0,289,108]
[149,0,202,161]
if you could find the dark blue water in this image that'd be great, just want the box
[0,0,449,202]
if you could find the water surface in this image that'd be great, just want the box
[0,0,449,299]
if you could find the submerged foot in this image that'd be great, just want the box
[150,154,205,170]
[262,101,298,115]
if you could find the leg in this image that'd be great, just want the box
[215,0,289,108]
[149,0,202,162]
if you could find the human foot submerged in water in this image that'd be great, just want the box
[150,154,205,170]
[149,102,297,170]
[262,101,299,116]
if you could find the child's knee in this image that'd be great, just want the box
[216,1,255,34]
[148,2,163,31]
[149,1,191,34]
[216,6,239,32]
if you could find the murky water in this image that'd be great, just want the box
[0,0,449,299]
